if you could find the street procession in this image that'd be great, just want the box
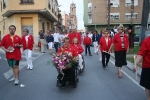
[0,0,150,100]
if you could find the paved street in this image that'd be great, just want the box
[0,47,147,100]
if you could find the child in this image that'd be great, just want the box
[99,30,112,70]
[72,38,84,70]
[83,33,92,56]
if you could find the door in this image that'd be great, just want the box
[22,26,33,36]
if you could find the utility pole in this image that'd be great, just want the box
[107,0,111,31]
[130,0,134,25]
[139,0,150,43]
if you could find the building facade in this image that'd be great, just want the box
[61,11,69,32]
[83,0,149,33]
[0,0,59,43]
[69,3,78,31]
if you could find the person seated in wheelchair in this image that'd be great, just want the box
[71,38,84,71]
[57,37,78,88]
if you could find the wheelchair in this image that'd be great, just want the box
[56,61,79,88]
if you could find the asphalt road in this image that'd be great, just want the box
[0,47,146,100]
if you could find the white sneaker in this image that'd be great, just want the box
[14,78,19,85]
[9,77,15,82]
[30,67,33,70]
[27,66,30,70]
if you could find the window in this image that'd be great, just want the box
[109,0,119,7]
[20,0,34,4]
[125,13,138,20]
[3,0,6,9]
[125,0,138,7]
[48,0,51,9]
[88,2,92,12]
[88,14,92,23]
[110,13,120,20]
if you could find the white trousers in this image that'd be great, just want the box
[40,39,45,52]
[98,49,102,61]
[78,54,83,69]
[24,49,33,68]
[93,42,98,53]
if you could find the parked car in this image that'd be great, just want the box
[134,33,140,42]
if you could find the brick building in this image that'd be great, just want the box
[83,0,150,33]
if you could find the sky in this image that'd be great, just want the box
[57,0,84,30]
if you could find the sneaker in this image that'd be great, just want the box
[84,54,87,56]
[14,78,19,85]
[30,67,33,70]
[9,77,15,82]
[27,66,30,70]
[89,54,92,56]
[103,67,107,70]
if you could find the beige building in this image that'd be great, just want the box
[84,0,148,33]
[61,11,69,32]
[0,0,59,42]
[69,3,78,31]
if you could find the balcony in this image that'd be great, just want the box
[20,0,34,4]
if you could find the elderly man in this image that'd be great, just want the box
[68,28,81,44]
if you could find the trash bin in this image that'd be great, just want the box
[145,31,150,38]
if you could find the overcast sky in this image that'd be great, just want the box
[57,0,84,29]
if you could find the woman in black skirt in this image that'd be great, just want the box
[109,26,129,78]
[133,36,150,100]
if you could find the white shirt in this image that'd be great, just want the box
[53,33,60,42]
[25,35,29,43]
[59,34,64,42]
[88,33,93,39]
[105,37,108,46]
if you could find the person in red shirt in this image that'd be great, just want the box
[68,28,81,44]
[83,33,92,56]
[133,36,150,100]
[109,26,129,78]
[99,30,112,70]
[71,38,84,70]
[1,25,22,85]
[22,29,34,70]
[57,37,78,88]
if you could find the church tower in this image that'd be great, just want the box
[69,2,78,30]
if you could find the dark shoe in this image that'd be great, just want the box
[89,54,92,56]
[84,54,87,56]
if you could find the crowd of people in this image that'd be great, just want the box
[0,24,150,100]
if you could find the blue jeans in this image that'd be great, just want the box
[85,45,91,55]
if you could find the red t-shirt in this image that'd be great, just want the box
[71,44,84,54]
[99,36,112,52]
[57,45,78,57]
[68,32,81,44]
[1,34,22,60]
[138,36,150,68]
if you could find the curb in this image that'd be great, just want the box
[110,53,142,77]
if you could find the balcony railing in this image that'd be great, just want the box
[20,0,34,4]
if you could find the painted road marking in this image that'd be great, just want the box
[3,53,43,79]
[110,60,144,90]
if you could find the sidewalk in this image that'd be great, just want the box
[110,53,142,77]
